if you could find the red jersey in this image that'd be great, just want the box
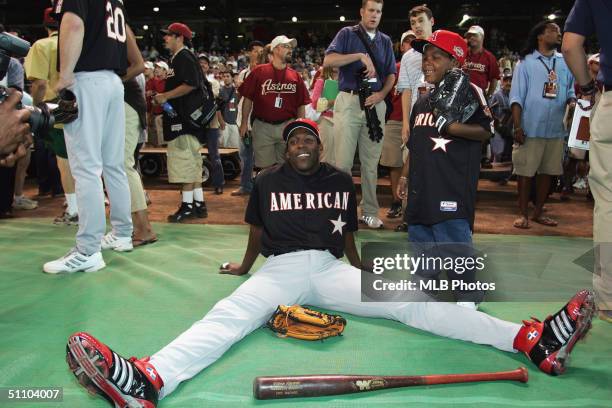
[238,63,311,122]
[388,62,404,122]
[463,48,499,92]
[146,77,165,115]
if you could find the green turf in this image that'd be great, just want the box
[0,219,610,407]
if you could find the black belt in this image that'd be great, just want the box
[340,88,359,95]
[272,248,327,256]
[254,117,291,125]
[604,83,612,92]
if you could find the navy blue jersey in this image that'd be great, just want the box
[405,87,494,229]
[245,163,358,259]
[54,0,128,75]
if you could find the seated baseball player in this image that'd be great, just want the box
[65,119,594,408]
[397,30,495,310]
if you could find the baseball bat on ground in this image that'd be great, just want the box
[253,367,528,399]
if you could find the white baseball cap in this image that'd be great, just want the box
[400,30,416,44]
[154,61,169,71]
[270,35,297,50]
[144,61,154,70]
[466,25,485,38]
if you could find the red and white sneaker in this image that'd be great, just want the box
[513,289,595,375]
[66,332,163,407]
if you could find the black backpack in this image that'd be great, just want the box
[177,49,218,130]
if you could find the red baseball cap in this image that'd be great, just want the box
[283,119,321,144]
[161,22,193,40]
[412,30,468,65]
[43,7,58,27]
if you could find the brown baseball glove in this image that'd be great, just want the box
[267,305,347,341]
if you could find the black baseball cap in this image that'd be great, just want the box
[282,119,321,144]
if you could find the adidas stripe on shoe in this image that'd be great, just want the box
[66,332,162,408]
[513,289,595,375]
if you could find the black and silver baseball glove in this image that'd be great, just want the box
[50,89,79,124]
[429,68,479,135]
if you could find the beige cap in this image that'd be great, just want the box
[270,35,297,50]
[466,25,485,38]
[401,30,416,44]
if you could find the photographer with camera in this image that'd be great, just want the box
[0,25,30,219]
[0,91,31,168]
[323,0,396,229]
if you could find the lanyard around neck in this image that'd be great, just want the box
[537,55,556,75]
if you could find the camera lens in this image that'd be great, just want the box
[25,104,54,138]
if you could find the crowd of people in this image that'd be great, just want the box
[0,1,608,407]
[1,7,598,235]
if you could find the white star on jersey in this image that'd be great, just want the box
[430,137,452,152]
[330,214,347,235]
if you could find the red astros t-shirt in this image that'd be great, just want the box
[388,62,404,122]
[238,63,311,122]
[462,48,500,92]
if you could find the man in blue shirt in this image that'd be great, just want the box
[509,21,576,229]
[562,0,612,323]
[323,0,396,229]
[491,74,513,163]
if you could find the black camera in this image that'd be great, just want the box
[0,32,55,138]
[356,67,384,143]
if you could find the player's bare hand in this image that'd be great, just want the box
[55,72,75,94]
[360,53,376,79]
[219,262,247,276]
[154,93,168,105]
[401,124,410,144]
[219,120,226,131]
[364,91,384,107]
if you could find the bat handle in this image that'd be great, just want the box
[425,367,528,385]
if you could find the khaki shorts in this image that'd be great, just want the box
[512,137,564,177]
[380,120,404,168]
[252,119,291,168]
[167,134,203,184]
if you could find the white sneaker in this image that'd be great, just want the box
[43,249,105,274]
[456,301,479,311]
[101,232,133,252]
[573,177,587,190]
[13,196,38,210]
[360,215,384,229]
